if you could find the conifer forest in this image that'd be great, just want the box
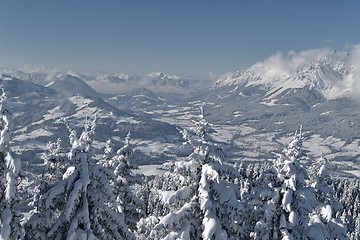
[1,89,359,240]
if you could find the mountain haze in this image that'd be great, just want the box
[1,47,360,175]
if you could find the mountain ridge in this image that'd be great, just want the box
[213,50,354,101]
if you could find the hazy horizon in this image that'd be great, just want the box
[1,1,360,78]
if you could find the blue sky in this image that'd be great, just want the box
[0,0,359,78]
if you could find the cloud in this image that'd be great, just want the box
[347,43,360,98]
[19,63,60,82]
[261,47,333,76]
[86,72,208,95]
[259,45,360,99]
[215,43,360,100]
[20,63,59,74]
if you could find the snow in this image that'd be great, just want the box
[1,207,12,225]
[63,166,76,179]
[3,52,360,239]
[166,186,192,204]
[5,172,15,201]
[158,190,177,204]
[320,110,334,115]
[69,95,93,109]
[302,135,332,157]
[214,49,353,100]
[344,169,360,177]
[48,74,99,97]
[321,205,333,222]
[43,106,66,120]
[133,95,159,101]
[14,128,53,142]
[44,180,67,208]
[1,207,12,239]
[134,164,166,176]
[282,190,293,212]
[202,211,218,239]
[289,211,298,227]
[156,202,194,229]
[233,110,243,117]
[261,99,278,106]
[306,224,326,240]
[116,117,140,124]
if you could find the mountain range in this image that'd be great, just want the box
[1,48,360,177]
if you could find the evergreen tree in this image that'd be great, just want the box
[138,106,245,239]
[0,89,22,240]
[248,163,278,240]
[30,138,67,213]
[350,213,360,240]
[254,127,318,239]
[333,178,359,239]
[24,118,133,239]
[103,139,115,161]
[43,138,67,187]
[109,132,145,231]
[308,156,347,239]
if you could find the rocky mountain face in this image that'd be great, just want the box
[201,50,359,140]
[214,50,352,100]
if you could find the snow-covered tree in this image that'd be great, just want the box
[108,132,145,231]
[44,138,67,184]
[24,118,133,239]
[0,89,22,240]
[253,127,318,239]
[103,139,114,161]
[117,132,133,162]
[30,138,67,213]
[333,178,358,238]
[247,163,278,240]
[350,213,360,240]
[138,106,245,239]
[308,156,347,239]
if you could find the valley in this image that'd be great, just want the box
[2,49,360,179]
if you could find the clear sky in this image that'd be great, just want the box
[0,0,359,78]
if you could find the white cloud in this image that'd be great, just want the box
[261,47,333,76]
[258,45,360,99]
[347,43,360,99]
[20,63,59,74]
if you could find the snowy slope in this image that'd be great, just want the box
[0,75,178,160]
[214,50,352,100]
[0,66,58,85]
[46,74,102,97]
[1,66,205,95]
[2,47,360,176]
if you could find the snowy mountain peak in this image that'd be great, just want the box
[47,74,100,97]
[0,73,14,81]
[93,73,137,83]
[214,49,354,100]
[0,66,60,86]
[145,72,192,88]
[147,72,180,80]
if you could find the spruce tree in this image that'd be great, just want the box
[0,89,22,240]
[110,132,145,231]
[255,127,317,239]
[24,118,133,239]
[103,139,114,162]
[138,106,245,239]
[248,163,278,240]
[308,156,347,239]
